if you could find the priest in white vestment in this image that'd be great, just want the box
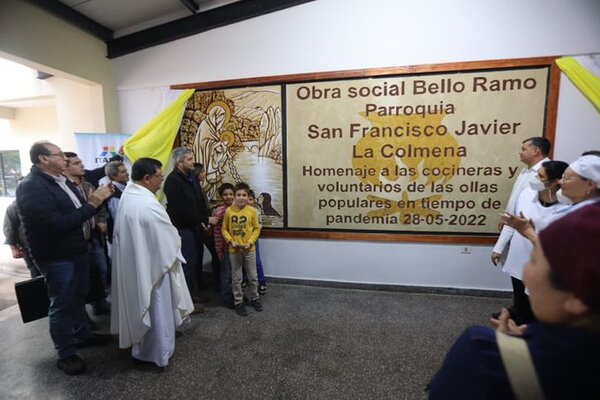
[110,157,194,368]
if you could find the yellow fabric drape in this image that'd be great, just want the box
[556,56,600,112]
[123,89,195,167]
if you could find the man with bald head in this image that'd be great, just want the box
[17,141,114,375]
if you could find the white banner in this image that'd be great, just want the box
[74,132,130,169]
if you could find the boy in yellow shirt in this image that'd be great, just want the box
[221,182,262,316]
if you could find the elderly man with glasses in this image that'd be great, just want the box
[17,141,114,375]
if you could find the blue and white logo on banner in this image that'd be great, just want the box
[74,133,130,169]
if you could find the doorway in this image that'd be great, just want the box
[0,150,21,197]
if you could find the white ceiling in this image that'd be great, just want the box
[29,0,314,58]
[0,59,55,109]
[0,96,55,109]
[58,0,242,37]
[0,0,312,108]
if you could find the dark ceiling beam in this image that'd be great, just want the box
[36,71,54,80]
[180,0,199,14]
[107,0,315,59]
[24,0,113,41]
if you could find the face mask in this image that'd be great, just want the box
[556,189,573,205]
[529,176,546,192]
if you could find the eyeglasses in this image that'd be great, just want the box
[147,172,164,179]
[45,153,65,158]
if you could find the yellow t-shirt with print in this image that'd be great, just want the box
[221,205,261,253]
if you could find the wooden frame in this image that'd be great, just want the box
[173,56,561,244]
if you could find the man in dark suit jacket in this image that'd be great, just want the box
[17,141,113,375]
[163,147,217,304]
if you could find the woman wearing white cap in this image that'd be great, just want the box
[428,203,600,399]
[502,154,600,243]
[556,154,600,209]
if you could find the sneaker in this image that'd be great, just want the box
[75,333,112,349]
[234,303,248,317]
[57,354,87,375]
[258,285,267,295]
[250,299,263,312]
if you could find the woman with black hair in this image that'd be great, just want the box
[493,160,569,325]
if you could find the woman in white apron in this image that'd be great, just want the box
[498,160,569,324]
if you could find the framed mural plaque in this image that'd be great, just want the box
[177,87,284,228]
[173,56,560,244]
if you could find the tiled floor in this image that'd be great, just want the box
[0,198,510,399]
[0,283,507,400]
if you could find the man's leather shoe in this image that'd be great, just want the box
[57,354,87,375]
[75,333,112,349]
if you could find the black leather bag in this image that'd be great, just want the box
[14,276,49,323]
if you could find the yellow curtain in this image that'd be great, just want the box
[556,56,600,112]
[123,89,195,167]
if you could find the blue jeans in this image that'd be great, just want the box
[89,239,108,287]
[219,253,233,304]
[255,240,266,285]
[201,232,221,286]
[179,228,202,296]
[37,253,90,359]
